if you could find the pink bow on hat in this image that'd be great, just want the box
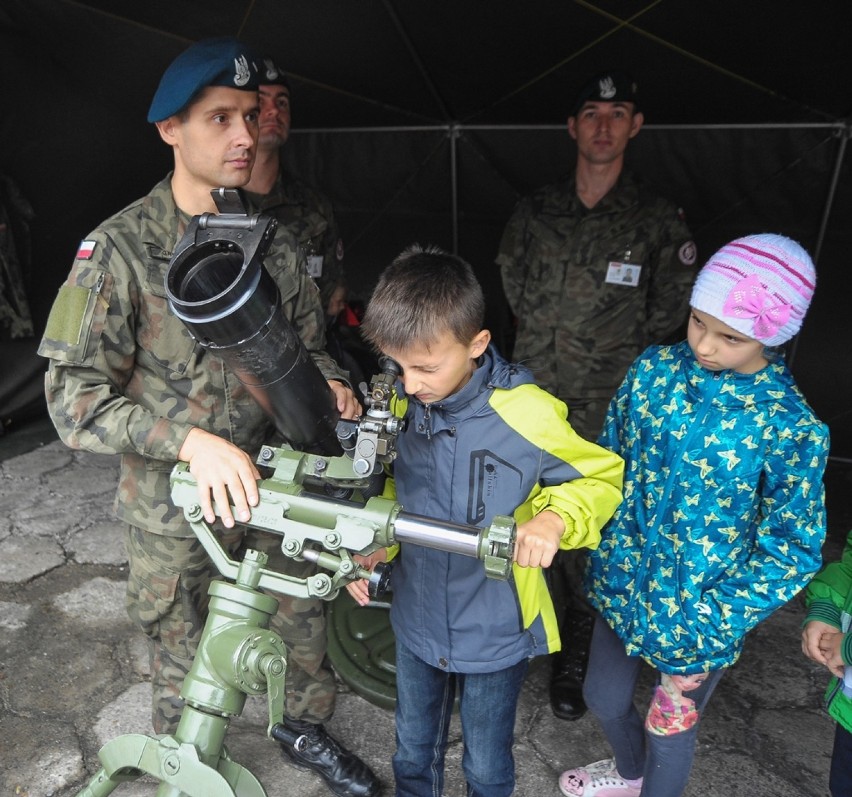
[722,274,791,340]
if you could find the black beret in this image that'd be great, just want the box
[147,37,262,123]
[570,71,639,117]
[259,57,291,90]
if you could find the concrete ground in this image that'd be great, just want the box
[1,418,850,797]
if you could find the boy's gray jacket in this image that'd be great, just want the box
[38,175,343,535]
[586,341,829,674]
[387,346,624,673]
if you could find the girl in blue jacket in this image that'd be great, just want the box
[560,234,830,797]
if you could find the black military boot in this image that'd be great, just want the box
[273,717,382,797]
[549,611,594,721]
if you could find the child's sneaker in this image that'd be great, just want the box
[558,758,643,797]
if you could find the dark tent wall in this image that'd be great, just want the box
[1,0,851,457]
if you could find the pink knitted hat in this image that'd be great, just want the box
[690,234,816,346]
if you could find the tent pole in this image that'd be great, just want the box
[450,124,460,254]
[812,123,850,265]
[294,122,843,135]
[787,122,850,370]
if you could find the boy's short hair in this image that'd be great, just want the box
[361,244,485,352]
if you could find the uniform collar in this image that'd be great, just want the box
[565,168,642,216]
[139,174,184,260]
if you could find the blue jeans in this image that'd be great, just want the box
[582,615,724,797]
[392,640,528,797]
[830,722,852,797]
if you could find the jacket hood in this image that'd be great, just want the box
[486,345,536,391]
[399,345,535,427]
[675,340,799,410]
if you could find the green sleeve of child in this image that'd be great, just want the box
[804,531,852,667]
[805,529,852,618]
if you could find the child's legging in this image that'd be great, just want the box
[582,614,725,797]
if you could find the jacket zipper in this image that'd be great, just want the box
[94,272,108,311]
[623,370,725,630]
[825,678,842,712]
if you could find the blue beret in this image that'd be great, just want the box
[570,71,639,116]
[147,37,262,123]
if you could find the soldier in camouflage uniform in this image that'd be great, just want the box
[496,71,698,725]
[37,38,380,797]
[244,57,344,312]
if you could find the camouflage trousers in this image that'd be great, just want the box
[562,396,609,444]
[124,524,336,735]
[546,547,593,628]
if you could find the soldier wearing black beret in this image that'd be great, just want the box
[496,70,698,725]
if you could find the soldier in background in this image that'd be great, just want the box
[37,38,380,797]
[496,70,698,724]
[244,57,344,313]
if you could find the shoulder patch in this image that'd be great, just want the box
[336,238,345,261]
[76,240,97,260]
[678,241,697,266]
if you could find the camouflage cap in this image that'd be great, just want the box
[147,37,262,123]
[570,71,639,116]
[259,56,291,90]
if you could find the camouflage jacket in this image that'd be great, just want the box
[245,168,343,310]
[38,175,345,536]
[496,170,697,406]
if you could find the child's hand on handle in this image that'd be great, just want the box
[345,549,389,606]
[514,510,564,568]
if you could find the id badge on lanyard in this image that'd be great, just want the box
[605,261,642,287]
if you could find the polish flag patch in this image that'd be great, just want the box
[76,239,97,260]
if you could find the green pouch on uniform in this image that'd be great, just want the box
[38,270,113,364]
[42,283,90,346]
